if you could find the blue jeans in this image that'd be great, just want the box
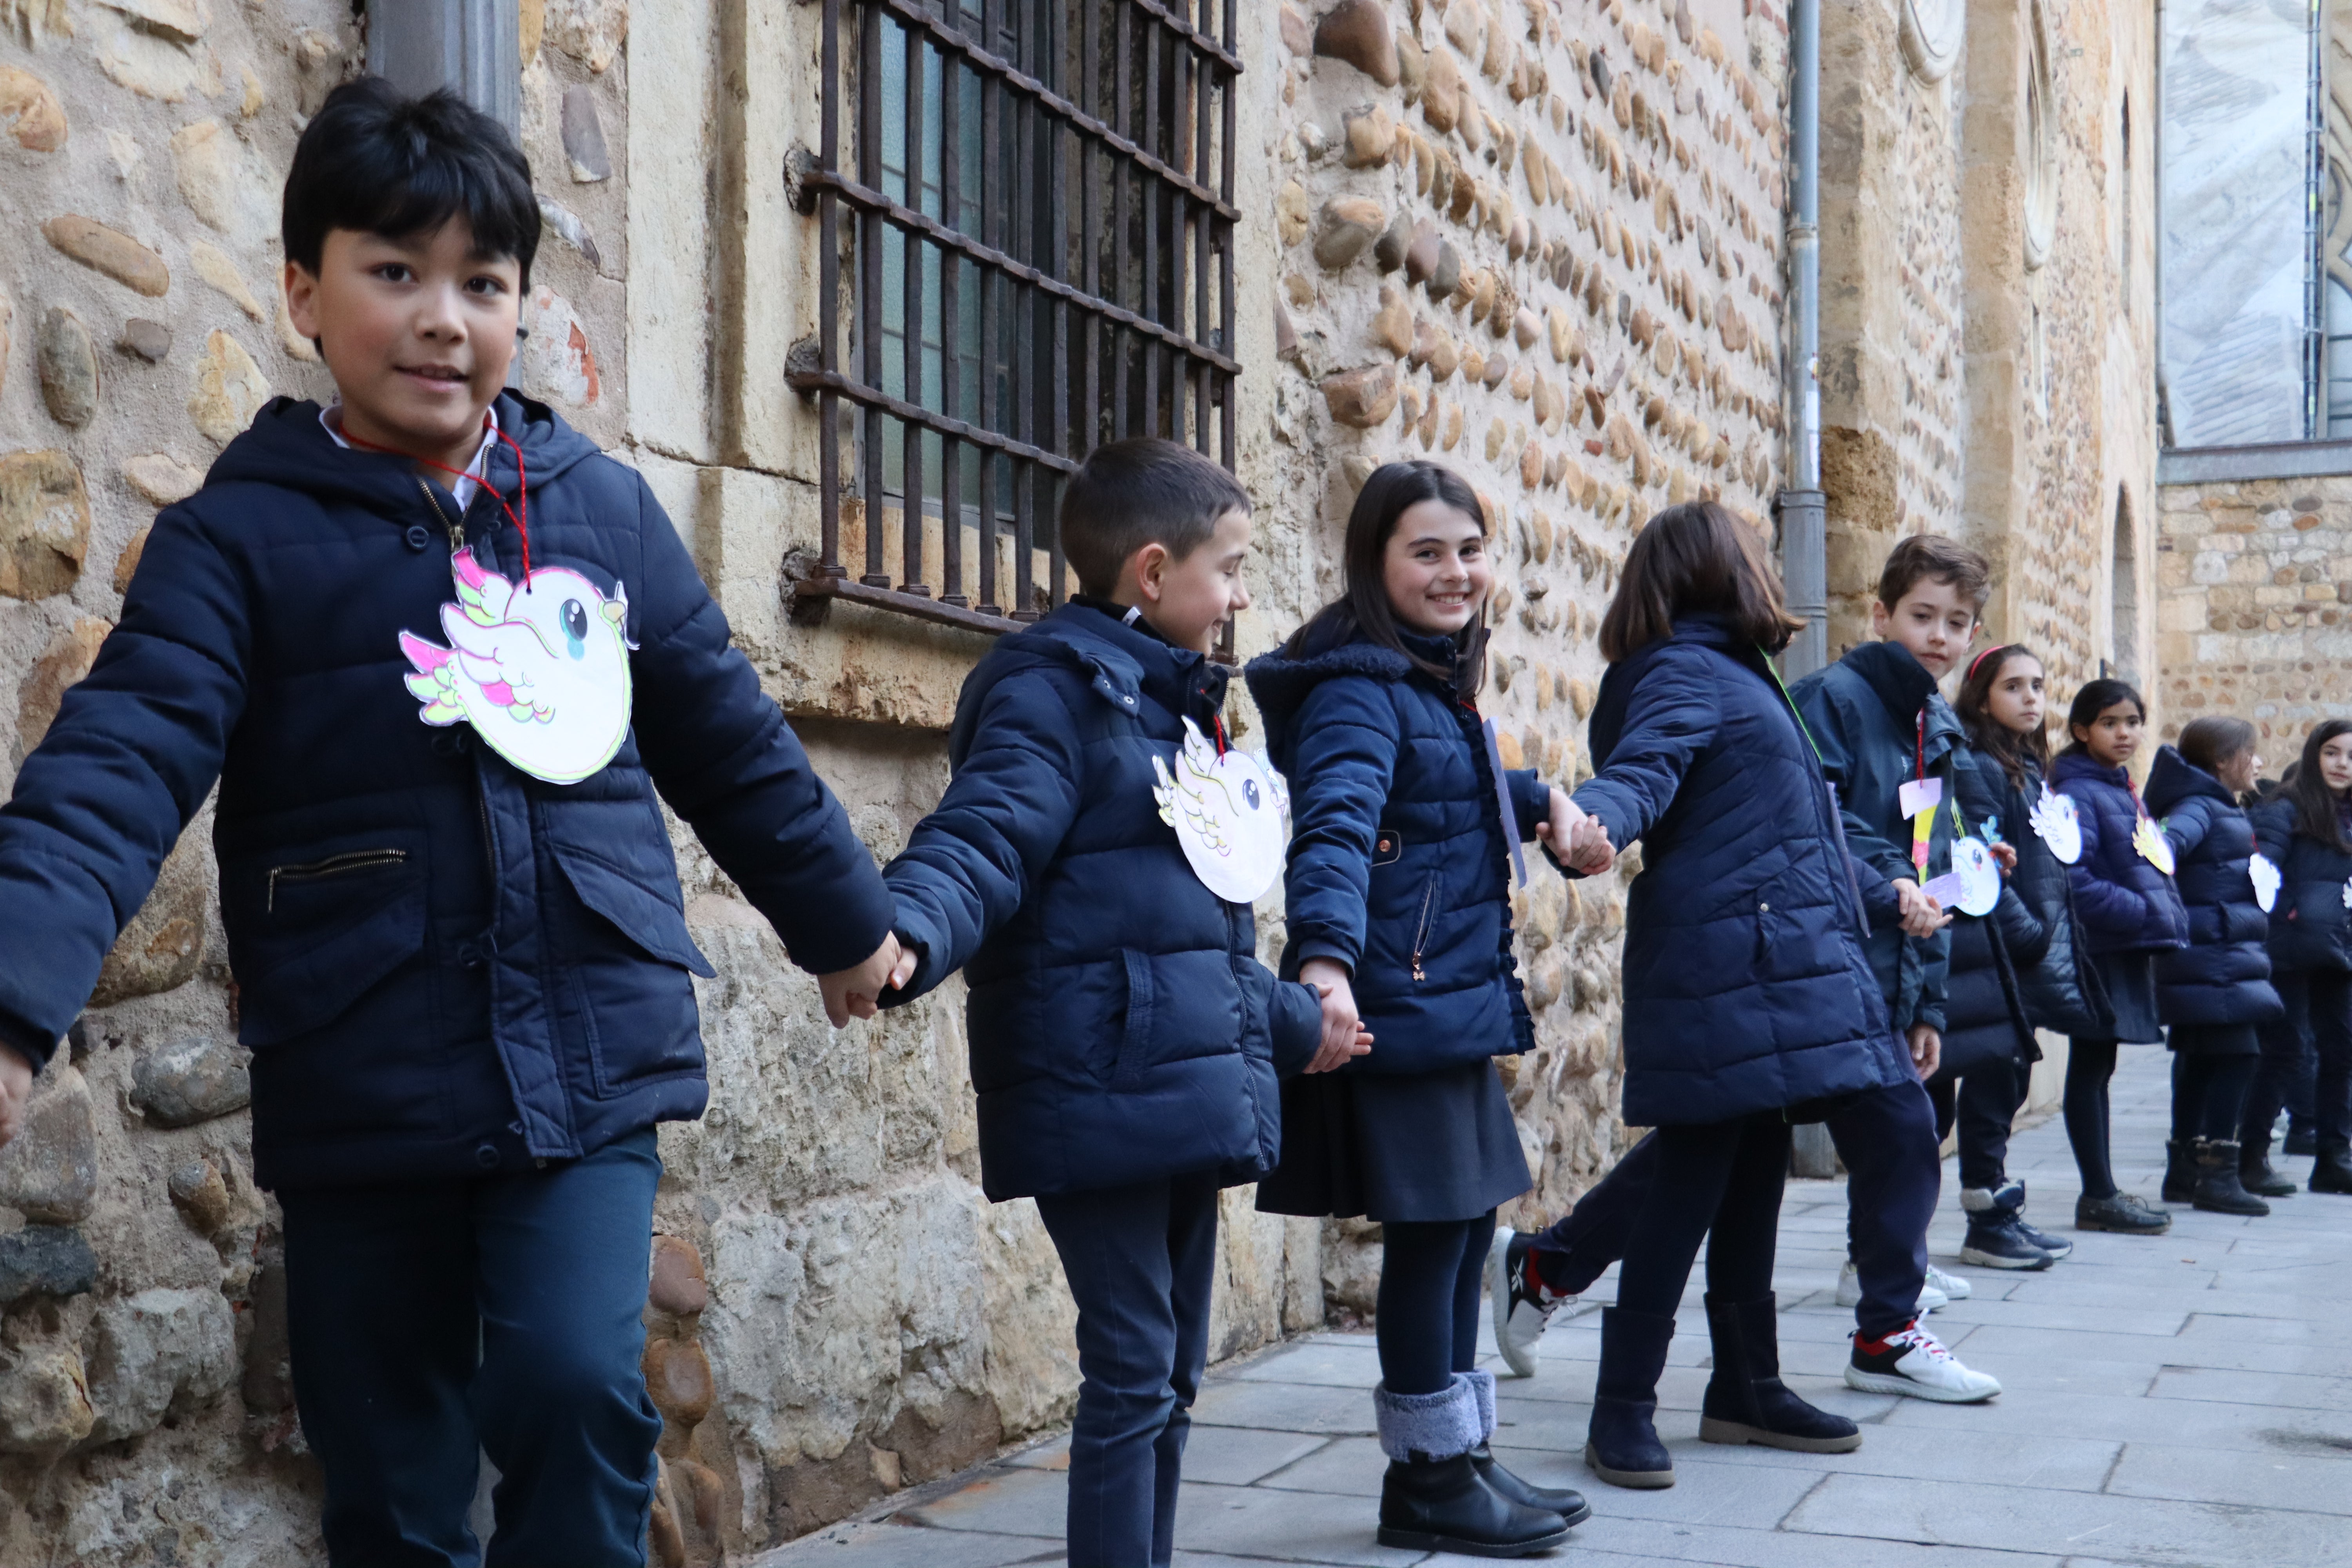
[278,1130,664,1568]
[1034,1171,1220,1568]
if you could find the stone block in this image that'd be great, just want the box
[0,65,67,152]
[187,330,270,445]
[1321,365,1399,427]
[1422,44,1463,133]
[562,84,613,181]
[0,1063,94,1224]
[1274,179,1310,247]
[89,832,209,1007]
[119,317,171,363]
[42,215,170,297]
[84,1287,238,1443]
[122,453,204,509]
[1312,196,1385,269]
[0,1225,96,1303]
[645,1335,716,1430]
[0,1335,93,1452]
[1313,0,1399,86]
[1340,103,1396,167]
[166,1159,232,1235]
[130,1036,251,1129]
[18,615,112,752]
[650,1233,709,1316]
[35,307,97,428]
[0,448,90,601]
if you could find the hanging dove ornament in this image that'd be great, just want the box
[2029,784,2082,864]
[1152,717,1290,904]
[2250,851,2281,914]
[399,547,637,786]
[2132,813,2176,875]
[1948,837,2002,917]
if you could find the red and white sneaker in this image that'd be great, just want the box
[1486,1230,1575,1378]
[1844,1319,2001,1403]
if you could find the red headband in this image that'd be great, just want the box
[1965,643,2013,683]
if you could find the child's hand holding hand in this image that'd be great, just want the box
[818,933,904,1028]
[1300,958,1372,1073]
[1907,1024,1942,1080]
[1893,878,1953,938]
[1538,788,1616,875]
[1989,842,2017,875]
[0,1043,32,1149]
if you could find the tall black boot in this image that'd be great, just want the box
[2190,1140,2270,1216]
[1698,1294,1863,1453]
[2239,1136,2297,1198]
[1374,1377,1568,1557]
[2161,1138,2196,1204]
[1584,1306,1677,1489]
[1463,1368,1590,1524]
[2309,1140,2352,1194]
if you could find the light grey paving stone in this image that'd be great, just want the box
[2150,1364,2352,1412]
[1169,1480,1427,1566]
[2107,1439,2352,1516]
[895,1466,1068,1539]
[1178,1428,1338,1486]
[2000,1277,2341,1320]
[999,1434,1069,1470]
[1893,1341,2157,1400]
[1251,1435,1391,1497]
[1190,1377,1376,1436]
[1556,1514,2071,1568]
[1921,1297,2189,1338]
[1225,1341,1386,1388]
[1521,1452,1824,1529]
[1784,1471,2350,1566]
[2181,1311,2345,1346]
[1878,1380,2352,1455]
[1957,1321,2352,1379]
[748,1518,1063,1568]
[1680,1421,2119,1492]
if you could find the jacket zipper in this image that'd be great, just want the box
[269,849,409,912]
[1410,874,1439,981]
[416,477,467,553]
[419,477,506,934]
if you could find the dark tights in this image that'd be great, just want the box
[1376,1211,1496,1396]
[2065,1038,2121,1200]
[2171,1055,2258,1144]
[1613,1113,1791,1320]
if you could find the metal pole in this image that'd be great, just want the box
[1777,0,1827,686]
[366,0,523,137]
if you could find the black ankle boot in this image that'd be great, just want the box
[1583,1306,1677,1488]
[1377,1453,1571,1557]
[1697,1294,1864,1453]
[1469,1445,1590,1524]
[2309,1140,2352,1194]
[2190,1139,2270,1216]
[2239,1140,2297,1198]
[2162,1138,2196,1204]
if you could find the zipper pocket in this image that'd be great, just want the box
[1410,873,1439,981]
[268,849,409,912]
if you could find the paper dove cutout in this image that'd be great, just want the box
[1151,717,1290,904]
[2250,851,2281,913]
[2028,785,2082,864]
[400,548,636,786]
[2132,813,2176,875]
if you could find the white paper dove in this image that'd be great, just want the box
[1152,717,1290,904]
[2250,851,2281,914]
[2029,784,2082,864]
[399,548,636,785]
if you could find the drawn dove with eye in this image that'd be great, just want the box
[1151,716,1291,904]
[2028,784,2082,864]
[399,548,637,785]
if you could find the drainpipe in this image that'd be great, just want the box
[1777,0,1827,682]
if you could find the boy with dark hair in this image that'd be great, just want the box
[877,437,1353,1568]
[0,79,899,1563]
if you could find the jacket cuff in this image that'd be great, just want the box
[0,1009,54,1074]
[878,908,949,1007]
[1294,938,1357,973]
[1862,875,1903,929]
[1914,1007,1947,1033]
[1270,980,1324,1077]
[1508,769,1550,841]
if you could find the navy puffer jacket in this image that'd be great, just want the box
[2145,748,2282,1026]
[2252,796,2352,973]
[1938,748,2041,1076]
[2050,752,2189,955]
[1788,642,1960,1034]
[1568,617,1913,1126]
[882,606,1322,1201]
[0,395,894,1189]
[1985,755,2104,1037]
[1242,626,1549,1075]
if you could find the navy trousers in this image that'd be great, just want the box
[277,1129,664,1568]
[1034,1170,1220,1568]
[1377,1211,1497,1395]
[1532,1078,1938,1339]
[1926,1054,2030,1191]
[2266,971,2352,1150]
[2244,1009,2319,1154]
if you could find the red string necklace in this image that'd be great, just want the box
[342,414,533,577]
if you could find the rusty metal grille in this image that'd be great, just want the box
[791,0,1243,639]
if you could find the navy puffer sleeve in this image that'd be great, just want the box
[1280,676,1403,973]
[1570,647,1721,849]
[627,477,893,975]
[2063,783,2156,938]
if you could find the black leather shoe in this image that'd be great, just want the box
[1698,1294,1864,1453]
[1469,1444,1591,1525]
[1377,1452,1572,1557]
[2161,1139,2196,1204]
[2309,1142,2352,1194]
[2190,1140,2270,1216]
[2239,1146,2297,1198]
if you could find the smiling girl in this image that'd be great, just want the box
[1245,463,1599,1556]
[2246,720,2352,1196]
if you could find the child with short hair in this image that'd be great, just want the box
[2247,720,2352,1195]
[2052,679,2187,1232]
[877,437,1343,1568]
[0,79,903,1562]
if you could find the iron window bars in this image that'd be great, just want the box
[791,0,1243,639]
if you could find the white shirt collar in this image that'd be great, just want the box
[320,402,501,513]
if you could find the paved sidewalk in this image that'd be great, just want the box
[760,1046,2352,1567]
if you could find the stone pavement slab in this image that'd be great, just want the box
[753,1046,2352,1567]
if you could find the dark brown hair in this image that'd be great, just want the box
[1284,461,1488,684]
[2286,719,2352,850]
[1955,643,2049,791]
[2178,716,2257,780]
[2060,678,2146,757]
[1058,437,1252,596]
[1597,501,1805,662]
[1877,533,1991,616]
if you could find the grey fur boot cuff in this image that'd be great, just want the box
[1373,1376,1483,1463]
[1465,1367,1497,1442]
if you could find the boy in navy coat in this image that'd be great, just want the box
[0,82,899,1563]
[878,439,1346,1568]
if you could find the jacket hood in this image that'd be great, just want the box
[951,603,1222,767]
[203,392,607,520]
[1840,639,1963,744]
[1589,615,1773,769]
[1244,624,1478,759]
[2049,751,2131,790]
[2144,744,2232,816]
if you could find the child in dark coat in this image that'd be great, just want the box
[2246,719,2352,1196]
[1244,463,1590,1555]
[877,439,1335,1568]
[1950,644,2091,1266]
[2051,679,2189,1233]
[2146,720,2283,1214]
[0,83,901,1563]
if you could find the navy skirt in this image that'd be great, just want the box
[2087,949,2164,1045]
[2168,1022,2259,1058]
[1255,1059,1531,1224]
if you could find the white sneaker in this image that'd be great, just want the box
[1486,1229,1572,1378]
[1924,1263,1973,1302]
[1836,1259,1947,1312]
[1844,1320,2002,1403]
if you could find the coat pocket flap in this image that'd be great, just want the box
[550,841,717,977]
[226,833,429,1049]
